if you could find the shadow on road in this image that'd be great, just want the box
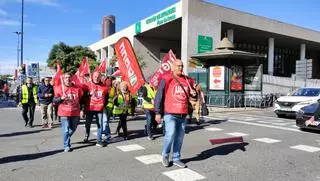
[182,142,249,164]
[126,129,146,140]
[0,149,63,165]
[185,119,228,134]
[0,143,96,165]
[0,129,51,138]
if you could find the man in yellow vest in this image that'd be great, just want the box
[142,82,157,140]
[102,78,117,141]
[18,77,38,127]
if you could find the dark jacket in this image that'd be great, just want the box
[37,84,54,105]
[154,79,166,115]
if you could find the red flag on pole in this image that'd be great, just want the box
[112,69,121,76]
[94,58,107,74]
[52,61,62,86]
[114,37,145,95]
[72,57,90,86]
[149,50,176,88]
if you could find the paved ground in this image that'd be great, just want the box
[0,108,320,181]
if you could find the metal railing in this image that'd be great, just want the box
[205,93,276,108]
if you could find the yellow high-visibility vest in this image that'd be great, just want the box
[106,87,115,109]
[21,85,38,104]
[113,93,132,115]
[143,85,156,109]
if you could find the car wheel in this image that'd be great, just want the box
[277,114,286,118]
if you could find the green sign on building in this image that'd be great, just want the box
[135,22,141,34]
[198,35,213,53]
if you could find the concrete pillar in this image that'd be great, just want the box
[268,37,274,75]
[100,48,107,62]
[95,51,101,62]
[107,46,114,66]
[181,0,190,75]
[300,44,306,60]
[227,29,234,43]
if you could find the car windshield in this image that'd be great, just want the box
[291,88,320,97]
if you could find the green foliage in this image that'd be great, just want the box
[0,74,12,80]
[47,42,98,74]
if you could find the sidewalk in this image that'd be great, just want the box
[208,106,273,113]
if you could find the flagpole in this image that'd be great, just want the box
[60,75,65,95]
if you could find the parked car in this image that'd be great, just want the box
[274,88,320,118]
[296,102,320,131]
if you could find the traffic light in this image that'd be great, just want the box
[21,64,26,75]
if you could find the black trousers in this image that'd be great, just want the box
[116,114,128,137]
[53,105,59,121]
[22,103,36,126]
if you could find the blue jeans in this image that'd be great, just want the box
[61,116,79,149]
[86,111,110,142]
[162,114,187,161]
[102,108,112,139]
[144,109,156,137]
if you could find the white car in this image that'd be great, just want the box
[274,88,320,118]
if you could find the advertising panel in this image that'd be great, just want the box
[209,66,225,90]
[230,65,243,91]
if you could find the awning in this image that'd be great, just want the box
[191,49,265,60]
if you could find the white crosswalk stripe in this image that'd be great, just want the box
[253,138,282,144]
[135,154,162,165]
[226,132,249,137]
[244,117,257,121]
[271,122,293,126]
[90,127,97,131]
[205,127,223,132]
[163,168,206,181]
[290,145,320,153]
[116,144,145,152]
[257,121,271,124]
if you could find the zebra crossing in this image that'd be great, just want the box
[207,113,298,129]
[80,121,320,181]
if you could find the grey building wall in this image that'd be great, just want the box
[181,0,320,75]
[181,0,222,74]
[133,37,181,80]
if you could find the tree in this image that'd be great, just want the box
[47,42,98,74]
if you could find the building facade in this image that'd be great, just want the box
[89,0,320,88]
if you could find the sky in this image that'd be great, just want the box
[0,0,319,74]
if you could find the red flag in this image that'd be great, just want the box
[94,58,107,73]
[114,37,145,95]
[149,50,176,88]
[112,69,121,76]
[72,57,90,86]
[52,61,62,86]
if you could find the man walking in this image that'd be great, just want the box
[142,82,157,140]
[18,77,38,128]
[155,59,196,168]
[37,77,54,128]
[83,71,109,147]
[53,72,84,152]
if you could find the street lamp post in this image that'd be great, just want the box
[14,32,21,68]
[20,0,24,67]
